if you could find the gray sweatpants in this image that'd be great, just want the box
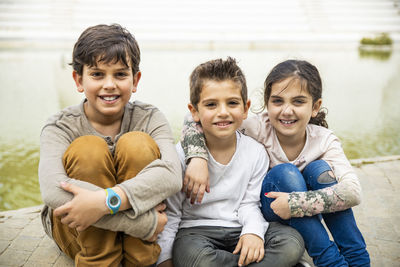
[172,222,304,267]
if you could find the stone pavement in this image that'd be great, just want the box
[0,156,399,267]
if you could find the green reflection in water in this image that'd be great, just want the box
[339,125,400,159]
[358,46,392,61]
[0,141,42,210]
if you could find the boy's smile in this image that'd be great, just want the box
[73,60,140,125]
[267,77,321,145]
[189,80,250,146]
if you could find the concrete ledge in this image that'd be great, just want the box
[349,154,400,167]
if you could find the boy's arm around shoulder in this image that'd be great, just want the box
[238,141,269,240]
[181,112,208,162]
[117,108,182,219]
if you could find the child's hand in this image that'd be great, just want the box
[182,158,210,204]
[145,202,168,242]
[233,234,264,266]
[265,192,291,220]
[53,182,108,231]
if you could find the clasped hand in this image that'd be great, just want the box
[53,182,108,232]
[54,182,168,242]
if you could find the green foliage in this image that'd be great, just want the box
[360,33,393,46]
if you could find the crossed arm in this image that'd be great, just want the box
[39,111,182,240]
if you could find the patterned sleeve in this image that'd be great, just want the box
[180,113,208,162]
[288,135,361,217]
[288,185,347,217]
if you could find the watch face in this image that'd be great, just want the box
[110,196,120,207]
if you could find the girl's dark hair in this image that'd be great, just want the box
[189,57,247,109]
[263,60,328,128]
[71,24,140,75]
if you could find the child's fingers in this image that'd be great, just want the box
[243,249,253,266]
[60,182,80,195]
[60,214,73,226]
[264,191,280,199]
[182,176,188,192]
[76,224,89,232]
[155,202,166,212]
[257,247,265,262]
[238,246,249,266]
[53,203,69,217]
[232,238,242,255]
[251,248,259,264]
[147,211,168,242]
[68,221,79,229]
[190,183,200,204]
[206,182,210,193]
[196,184,207,203]
[185,180,194,198]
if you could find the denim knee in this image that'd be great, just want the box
[260,164,307,222]
[261,163,307,193]
[303,160,337,190]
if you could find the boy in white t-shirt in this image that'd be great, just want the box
[157,57,304,267]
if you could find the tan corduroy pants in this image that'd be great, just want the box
[51,132,161,267]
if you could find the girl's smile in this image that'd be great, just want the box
[279,119,297,125]
[267,77,321,145]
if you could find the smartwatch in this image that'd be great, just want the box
[104,188,121,215]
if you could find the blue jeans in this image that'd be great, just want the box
[260,160,370,267]
[172,223,304,267]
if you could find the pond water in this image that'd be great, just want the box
[1,43,399,211]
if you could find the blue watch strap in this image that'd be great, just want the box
[105,188,121,215]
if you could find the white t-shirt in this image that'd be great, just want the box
[157,131,270,264]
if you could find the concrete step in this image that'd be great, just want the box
[0,0,399,43]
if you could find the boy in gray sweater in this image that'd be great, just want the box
[38,24,181,267]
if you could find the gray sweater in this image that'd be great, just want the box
[39,100,182,240]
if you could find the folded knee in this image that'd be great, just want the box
[63,135,110,166]
[173,244,213,267]
[270,233,305,266]
[116,131,160,160]
[303,160,337,189]
[264,163,306,192]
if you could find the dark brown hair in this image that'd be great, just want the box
[264,60,328,128]
[71,24,140,75]
[189,57,247,109]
